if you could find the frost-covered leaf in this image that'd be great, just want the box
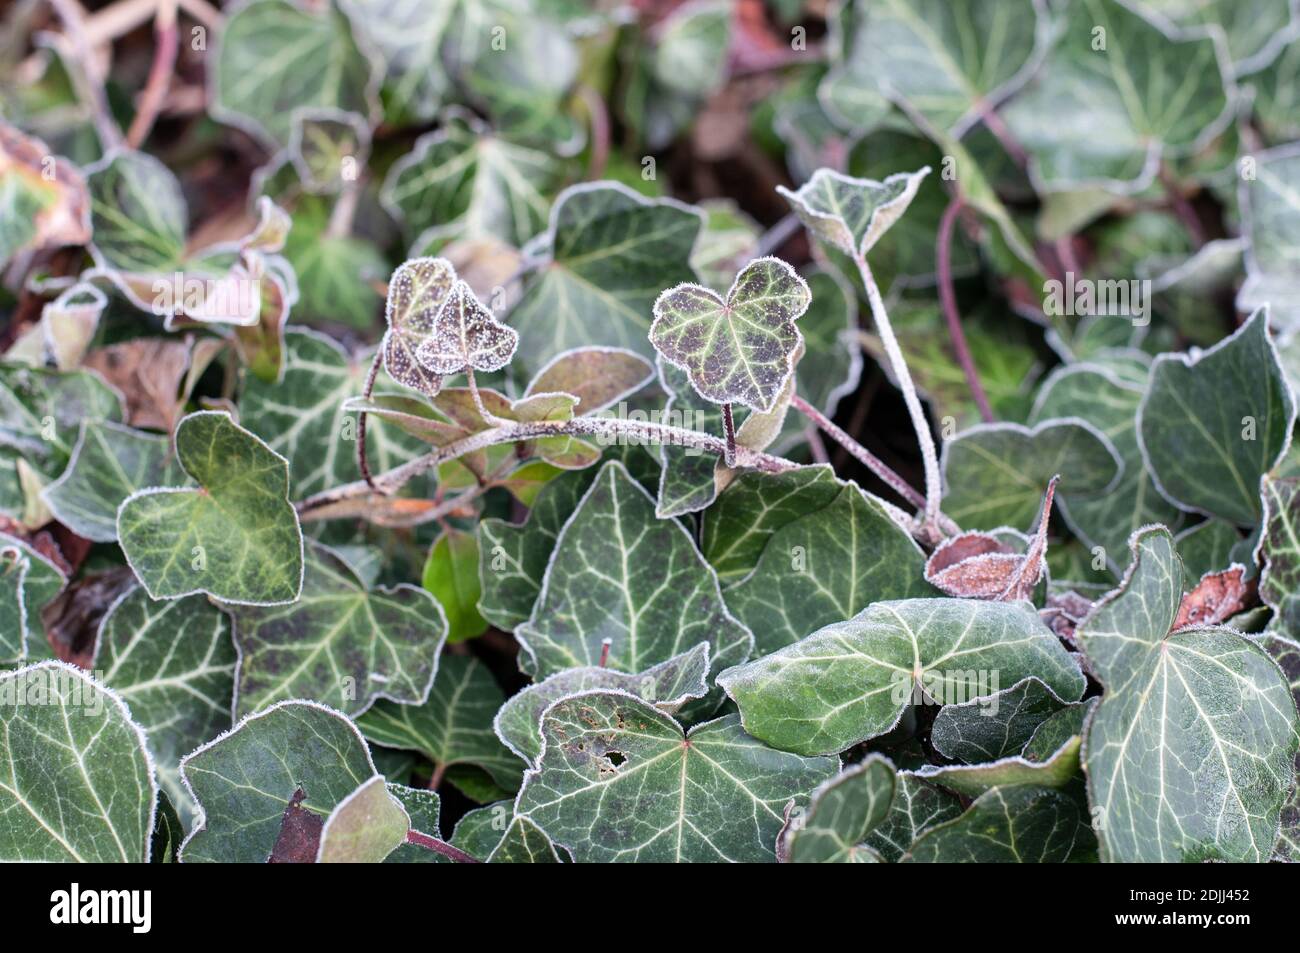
[381,111,559,249]
[516,461,752,679]
[653,359,733,518]
[96,587,235,826]
[212,0,379,147]
[1262,477,1300,633]
[0,121,91,265]
[1138,308,1295,525]
[42,420,188,543]
[1258,629,1300,860]
[358,654,522,794]
[516,690,838,862]
[720,598,1085,756]
[383,784,443,863]
[777,167,930,259]
[941,418,1122,530]
[510,183,703,375]
[0,662,156,862]
[227,542,447,718]
[779,755,896,863]
[1248,41,1300,144]
[723,481,933,655]
[649,257,810,414]
[317,775,409,863]
[180,700,376,863]
[449,803,563,863]
[422,527,487,644]
[288,108,371,195]
[279,194,388,328]
[415,279,518,374]
[117,411,304,605]
[913,733,1084,796]
[383,257,457,397]
[40,281,105,370]
[863,774,963,862]
[523,347,655,413]
[1078,526,1300,862]
[901,785,1085,862]
[1003,0,1233,191]
[0,532,66,662]
[86,150,184,275]
[1130,0,1299,73]
[931,677,1070,763]
[1237,146,1300,328]
[494,643,711,766]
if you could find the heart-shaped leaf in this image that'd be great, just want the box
[777,167,931,259]
[0,662,156,862]
[383,257,458,396]
[226,541,446,718]
[779,755,896,863]
[95,586,236,826]
[180,700,378,863]
[415,279,518,374]
[649,256,811,413]
[316,775,409,863]
[1138,308,1295,526]
[515,690,838,862]
[117,411,305,605]
[718,598,1086,756]
[515,461,753,680]
[1077,525,1300,862]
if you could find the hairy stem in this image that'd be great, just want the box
[721,402,737,467]
[356,349,382,489]
[125,0,178,149]
[937,197,994,423]
[404,828,479,863]
[851,254,943,533]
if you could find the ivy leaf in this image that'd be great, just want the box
[649,257,811,414]
[523,347,655,413]
[1138,308,1295,526]
[510,182,703,375]
[1258,629,1300,860]
[42,420,188,543]
[0,662,156,862]
[931,677,1070,764]
[95,586,236,826]
[211,0,379,148]
[85,150,184,278]
[863,774,963,862]
[0,532,67,662]
[912,733,1085,796]
[776,167,931,259]
[358,655,522,795]
[317,775,409,863]
[1238,147,1300,328]
[722,481,933,655]
[335,0,454,123]
[1262,477,1300,632]
[779,755,896,864]
[1128,0,1296,74]
[1003,0,1232,191]
[279,194,388,329]
[449,803,564,863]
[1077,525,1300,862]
[0,546,28,664]
[117,411,305,605]
[226,541,447,718]
[653,359,735,518]
[422,527,487,644]
[718,598,1086,756]
[415,279,519,374]
[381,110,560,249]
[0,121,90,265]
[383,257,457,397]
[180,700,378,863]
[515,461,753,680]
[493,643,712,766]
[515,690,838,862]
[287,108,372,195]
[901,785,1085,863]
[941,418,1123,530]
[384,784,443,864]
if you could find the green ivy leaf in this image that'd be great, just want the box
[912,733,1084,796]
[941,418,1123,530]
[1138,308,1295,526]
[317,775,409,863]
[95,586,236,826]
[0,532,66,662]
[515,461,753,680]
[180,700,378,863]
[649,257,811,414]
[0,546,27,663]
[777,166,931,259]
[493,642,711,766]
[863,774,963,861]
[42,420,188,542]
[86,150,184,276]
[450,802,564,863]
[901,785,1085,862]
[1238,147,1300,328]
[510,182,703,375]
[227,541,447,717]
[780,755,896,863]
[358,654,522,794]
[0,662,156,862]
[718,598,1085,756]
[931,676,1069,763]
[516,690,838,862]
[117,411,304,605]
[1128,0,1298,72]
[1077,525,1300,862]
[423,527,488,644]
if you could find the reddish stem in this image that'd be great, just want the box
[599,638,611,668]
[721,403,737,468]
[357,349,382,489]
[125,4,178,149]
[937,197,994,423]
[404,829,480,863]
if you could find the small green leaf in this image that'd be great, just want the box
[383,257,457,396]
[516,690,838,862]
[523,347,655,414]
[0,662,157,862]
[931,676,1069,764]
[777,166,931,258]
[117,411,305,605]
[901,785,1084,863]
[780,755,896,863]
[316,775,409,863]
[423,527,488,644]
[863,774,962,862]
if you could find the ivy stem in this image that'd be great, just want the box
[789,394,925,511]
[599,638,611,668]
[577,85,610,180]
[851,254,944,535]
[427,762,447,791]
[404,828,479,863]
[937,197,994,424]
[356,349,382,490]
[124,0,177,149]
[721,403,737,467]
